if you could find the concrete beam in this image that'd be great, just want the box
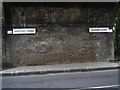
[2,0,120,2]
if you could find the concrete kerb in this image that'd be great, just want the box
[1,64,120,77]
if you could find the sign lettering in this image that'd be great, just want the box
[13,28,36,34]
[89,27,112,32]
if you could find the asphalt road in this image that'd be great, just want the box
[2,69,120,89]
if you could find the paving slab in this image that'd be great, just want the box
[0,62,120,76]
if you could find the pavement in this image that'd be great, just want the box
[0,62,120,76]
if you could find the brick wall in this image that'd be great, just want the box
[3,3,116,67]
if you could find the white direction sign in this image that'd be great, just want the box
[89,27,112,33]
[13,28,36,34]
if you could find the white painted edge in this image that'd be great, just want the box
[85,84,120,89]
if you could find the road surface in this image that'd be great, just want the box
[2,69,120,89]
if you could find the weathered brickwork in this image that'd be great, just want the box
[3,3,116,67]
